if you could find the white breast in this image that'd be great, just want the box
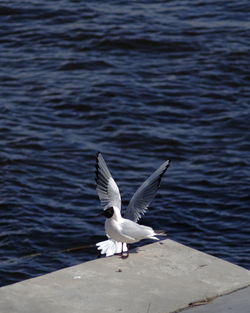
[105,218,135,243]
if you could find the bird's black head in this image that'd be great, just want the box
[104,207,114,218]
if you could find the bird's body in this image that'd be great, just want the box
[95,152,171,257]
[104,206,158,244]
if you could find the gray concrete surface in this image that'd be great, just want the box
[0,239,249,313]
[182,286,250,313]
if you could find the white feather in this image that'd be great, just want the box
[96,238,127,256]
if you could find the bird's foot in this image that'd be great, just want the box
[120,251,129,259]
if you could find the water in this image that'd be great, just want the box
[1,0,250,287]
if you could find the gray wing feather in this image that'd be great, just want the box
[125,160,170,222]
[96,152,121,210]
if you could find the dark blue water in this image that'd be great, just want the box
[1,0,250,287]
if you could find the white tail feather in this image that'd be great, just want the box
[96,239,127,257]
[149,236,159,240]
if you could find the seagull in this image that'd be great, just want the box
[95,152,171,258]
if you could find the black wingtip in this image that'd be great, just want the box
[163,159,171,173]
[95,152,101,183]
[96,152,103,164]
[157,159,171,188]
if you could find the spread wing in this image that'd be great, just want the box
[95,152,121,210]
[125,160,170,222]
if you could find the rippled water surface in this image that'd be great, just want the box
[1,0,250,286]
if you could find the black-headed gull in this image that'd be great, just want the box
[95,152,170,258]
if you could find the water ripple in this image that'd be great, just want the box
[1,0,250,287]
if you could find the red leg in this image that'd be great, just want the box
[121,243,129,259]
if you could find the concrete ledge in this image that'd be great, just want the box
[0,239,249,313]
[182,286,250,313]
